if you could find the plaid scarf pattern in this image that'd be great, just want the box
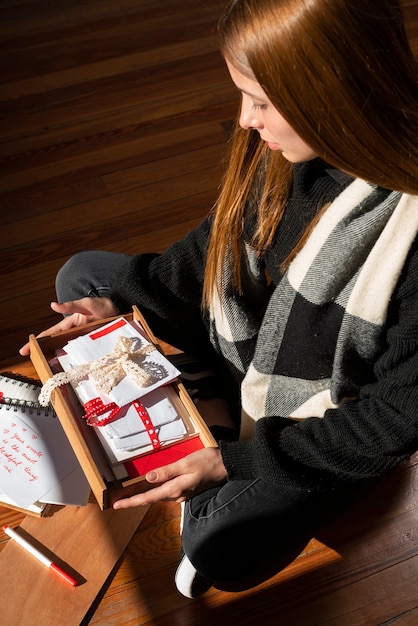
[209,179,418,439]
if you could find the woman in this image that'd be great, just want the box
[20,0,418,598]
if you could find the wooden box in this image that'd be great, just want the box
[29,306,215,509]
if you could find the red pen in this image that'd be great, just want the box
[3,525,78,586]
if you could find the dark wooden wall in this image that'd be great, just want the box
[0,0,237,363]
[2,0,418,364]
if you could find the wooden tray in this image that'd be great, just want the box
[30,307,215,509]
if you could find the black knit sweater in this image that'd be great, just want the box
[110,159,418,492]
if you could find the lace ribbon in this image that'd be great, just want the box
[38,335,155,407]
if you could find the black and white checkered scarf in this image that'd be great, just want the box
[209,179,418,439]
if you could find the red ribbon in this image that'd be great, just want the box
[133,401,161,450]
[83,398,122,426]
[83,397,161,450]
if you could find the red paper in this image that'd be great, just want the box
[89,318,128,340]
[124,437,204,477]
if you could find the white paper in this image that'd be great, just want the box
[0,490,46,514]
[0,408,81,508]
[39,465,90,506]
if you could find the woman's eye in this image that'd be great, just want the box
[252,103,267,111]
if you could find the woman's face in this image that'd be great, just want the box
[226,60,317,163]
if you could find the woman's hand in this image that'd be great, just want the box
[19,297,118,356]
[113,447,228,509]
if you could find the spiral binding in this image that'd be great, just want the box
[0,373,56,416]
[0,395,55,415]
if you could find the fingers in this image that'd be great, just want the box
[145,465,178,485]
[50,298,102,316]
[113,461,193,509]
[19,342,31,357]
[49,301,85,315]
[39,314,86,337]
[112,450,227,510]
[18,314,87,356]
[113,481,189,509]
[18,297,118,356]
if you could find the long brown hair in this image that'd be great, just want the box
[202,0,418,306]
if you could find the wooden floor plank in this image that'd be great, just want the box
[2,169,222,252]
[1,1,418,623]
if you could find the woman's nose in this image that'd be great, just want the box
[239,96,263,130]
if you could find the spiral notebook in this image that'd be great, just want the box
[0,373,90,516]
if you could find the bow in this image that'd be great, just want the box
[39,336,157,406]
[88,335,155,394]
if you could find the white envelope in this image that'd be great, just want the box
[105,388,178,438]
[57,353,188,464]
[111,420,187,451]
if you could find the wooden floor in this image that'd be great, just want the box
[0,0,237,364]
[1,0,418,624]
